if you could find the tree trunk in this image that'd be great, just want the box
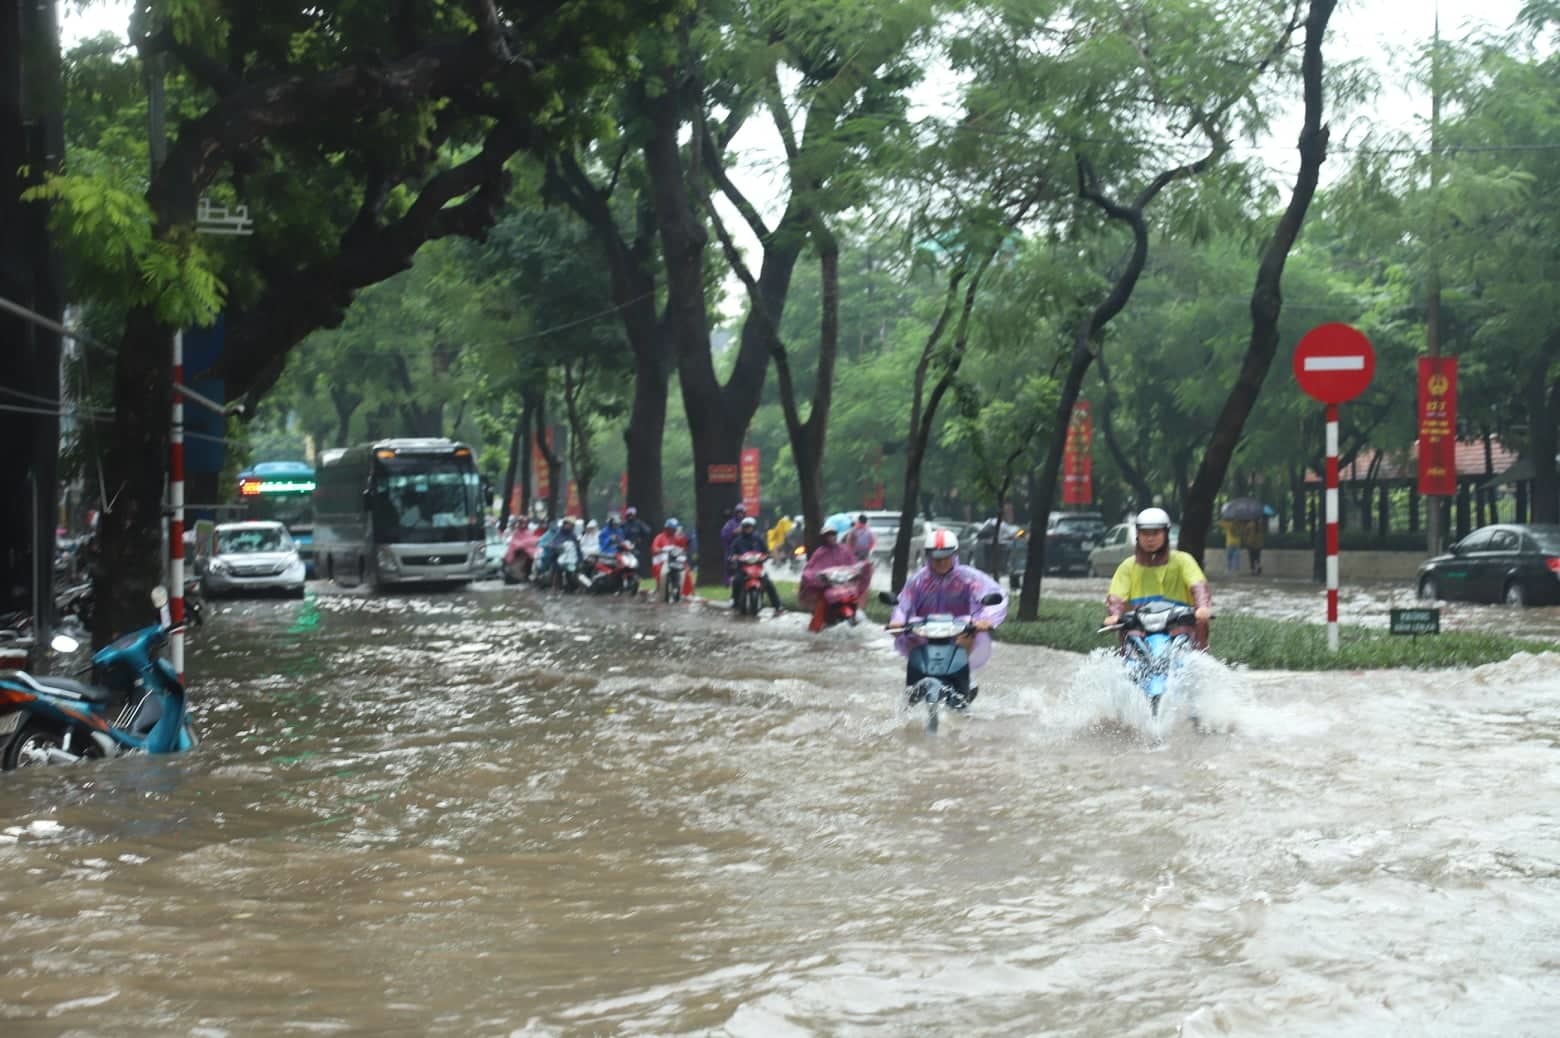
[640,70,775,585]
[499,406,523,528]
[1177,0,1338,564]
[1018,150,1216,621]
[518,399,533,518]
[889,258,995,591]
[0,0,64,638]
[548,155,671,527]
[562,362,596,521]
[533,396,562,521]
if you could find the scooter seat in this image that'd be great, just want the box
[30,675,115,704]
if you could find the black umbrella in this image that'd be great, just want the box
[1220,497,1269,521]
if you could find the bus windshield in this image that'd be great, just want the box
[372,456,482,543]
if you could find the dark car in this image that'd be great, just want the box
[1416,523,1560,607]
[1009,512,1107,588]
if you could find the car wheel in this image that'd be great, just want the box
[1503,580,1527,608]
[1418,576,1438,601]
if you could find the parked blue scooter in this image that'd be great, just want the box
[1099,600,1208,718]
[0,587,198,770]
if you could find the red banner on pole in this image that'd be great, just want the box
[1062,400,1094,505]
[740,447,761,515]
[565,480,581,518]
[1417,357,1457,496]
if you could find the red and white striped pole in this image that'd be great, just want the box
[1324,402,1340,652]
[170,330,185,678]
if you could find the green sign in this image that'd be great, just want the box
[1389,607,1440,636]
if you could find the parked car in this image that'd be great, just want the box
[1008,512,1107,587]
[198,520,307,598]
[1416,523,1560,607]
[1087,522,1180,577]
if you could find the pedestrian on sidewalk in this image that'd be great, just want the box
[1243,518,1265,575]
[1217,517,1242,575]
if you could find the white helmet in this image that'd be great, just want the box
[1136,507,1172,531]
[924,527,959,559]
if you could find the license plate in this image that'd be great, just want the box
[0,711,21,734]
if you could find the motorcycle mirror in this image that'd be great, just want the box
[877,591,897,605]
[50,633,80,653]
[980,592,1004,606]
[150,585,169,609]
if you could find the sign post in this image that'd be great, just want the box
[1293,322,1376,652]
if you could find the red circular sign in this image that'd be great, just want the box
[1293,322,1375,404]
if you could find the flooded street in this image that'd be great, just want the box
[3,583,1559,1035]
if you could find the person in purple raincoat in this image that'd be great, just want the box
[889,527,1008,703]
[719,503,747,578]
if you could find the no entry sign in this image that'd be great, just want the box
[1293,323,1375,404]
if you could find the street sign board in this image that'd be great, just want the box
[1293,323,1375,404]
[1389,607,1440,636]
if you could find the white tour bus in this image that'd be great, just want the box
[313,438,486,589]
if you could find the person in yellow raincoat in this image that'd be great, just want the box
[766,512,794,555]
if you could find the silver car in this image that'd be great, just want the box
[201,521,307,598]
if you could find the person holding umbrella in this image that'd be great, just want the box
[1220,497,1269,576]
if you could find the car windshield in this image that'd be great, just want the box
[218,527,291,553]
[1053,517,1103,534]
[373,457,483,542]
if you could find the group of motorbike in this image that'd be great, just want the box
[499,518,690,602]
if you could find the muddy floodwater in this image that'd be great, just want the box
[3,585,1558,1035]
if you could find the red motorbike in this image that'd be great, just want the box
[502,526,543,584]
[732,551,770,616]
[587,541,640,596]
[813,561,869,629]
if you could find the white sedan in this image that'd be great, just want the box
[200,521,307,598]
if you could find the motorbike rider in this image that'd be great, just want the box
[651,517,693,599]
[890,528,1007,704]
[799,515,873,632]
[598,513,626,556]
[720,503,747,578]
[727,515,783,614]
[622,506,654,576]
[1104,507,1212,649]
[844,513,878,562]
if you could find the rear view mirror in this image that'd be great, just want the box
[150,585,169,609]
[50,633,80,654]
[877,591,898,605]
[981,592,1004,606]
[1448,541,1462,555]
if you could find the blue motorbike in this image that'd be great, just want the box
[0,587,198,769]
[883,590,1003,732]
[1099,600,1205,718]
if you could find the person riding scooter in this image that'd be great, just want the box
[1104,507,1212,649]
[799,516,872,631]
[727,516,783,614]
[651,517,694,600]
[622,506,654,578]
[889,528,1007,705]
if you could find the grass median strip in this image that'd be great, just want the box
[697,576,1553,671]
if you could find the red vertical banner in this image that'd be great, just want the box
[619,471,628,507]
[565,481,581,518]
[740,448,761,515]
[1417,357,1457,496]
[1062,400,1094,505]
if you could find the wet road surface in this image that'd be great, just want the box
[2,582,1558,1035]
